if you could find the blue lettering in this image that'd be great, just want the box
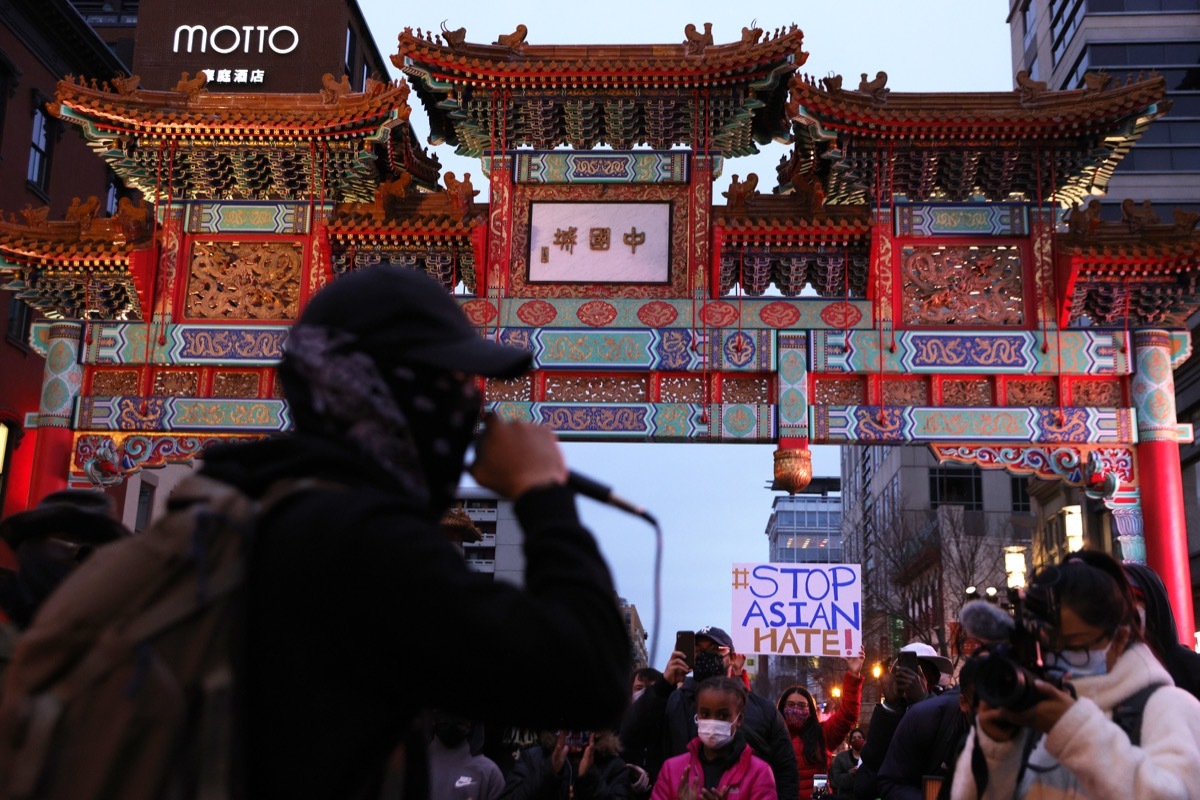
[750,565,779,599]
[805,569,832,601]
[769,601,787,627]
[741,600,769,627]
[832,601,861,629]
[830,566,856,601]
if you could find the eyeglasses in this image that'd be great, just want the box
[783,700,809,710]
[1044,629,1114,669]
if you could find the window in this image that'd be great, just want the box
[5,297,31,347]
[0,49,20,149]
[135,481,156,533]
[26,95,54,195]
[1011,476,1032,514]
[345,27,357,76]
[929,467,983,511]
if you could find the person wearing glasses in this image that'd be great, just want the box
[950,550,1200,799]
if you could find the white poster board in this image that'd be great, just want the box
[731,563,863,657]
[528,202,670,283]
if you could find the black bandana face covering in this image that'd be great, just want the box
[693,650,727,682]
[282,324,481,512]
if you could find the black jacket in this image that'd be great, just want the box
[201,434,630,800]
[877,691,966,800]
[500,743,631,800]
[619,676,799,800]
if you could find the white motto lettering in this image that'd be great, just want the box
[173,24,299,55]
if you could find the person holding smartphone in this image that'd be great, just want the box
[620,627,800,800]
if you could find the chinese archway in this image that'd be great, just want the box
[1,24,1197,641]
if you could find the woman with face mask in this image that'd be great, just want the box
[650,678,776,800]
[775,650,864,800]
[950,550,1200,799]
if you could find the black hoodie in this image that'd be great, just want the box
[200,433,629,800]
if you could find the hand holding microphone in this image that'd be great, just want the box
[470,414,568,499]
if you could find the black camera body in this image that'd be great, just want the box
[973,587,1065,711]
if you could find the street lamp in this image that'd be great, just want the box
[871,662,883,679]
[1004,545,1028,588]
[831,686,842,699]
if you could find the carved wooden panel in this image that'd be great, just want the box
[942,378,992,406]
[1006,379,1057,407]
[213,371,261,398]
[92,370,139,396]
[154,371,199,397]
[722,376,770,404]
[883,378,929,406]
[185,241,302,320]
[660,375,705,403]
[814,378,865,406]
[1072,380,1123,407]
[271,378,286,399]
[486,375,533,402]
[545,375,647,403]
[901,245,1023,326]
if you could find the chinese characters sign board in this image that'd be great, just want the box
[528,202,670,283]
[731,563,863,657]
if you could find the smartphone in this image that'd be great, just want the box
[674,630,696,670]
[812,775,828,798]
[897,650,919,673]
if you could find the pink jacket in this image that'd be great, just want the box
[651,738,777,800]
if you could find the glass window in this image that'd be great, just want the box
[1011,476,1032,514]
[26,105,52,192]
[5,297,31,346]
[929,468,983,511]
[1172,147,1200,170]
[1089,43,1127,65]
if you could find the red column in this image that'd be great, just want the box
[1132,329,1196,645]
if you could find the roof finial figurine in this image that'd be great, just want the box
[65,196,101,232]
[173,71,207,101]
[1083,72,1113,93]
[321,73,353,105]
[858,71,889,102]
[1121,198,1160,233]
[740,20,763,46]
[441,21,467,50]
[684,22,714,54]
[494,24,528,51]
[1015,69,1048,103]
[1173,209,1200,234]
[821,73,843,93]
[111,72,140,97]
[723,173,759,214]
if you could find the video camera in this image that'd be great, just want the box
[972,585,1067,711]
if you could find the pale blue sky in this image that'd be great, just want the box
[357,0,1013,667]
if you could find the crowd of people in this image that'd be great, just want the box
[0,266,1199,800]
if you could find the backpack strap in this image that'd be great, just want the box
[1111,683,1166,747]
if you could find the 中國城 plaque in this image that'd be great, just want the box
[528,202,670,284]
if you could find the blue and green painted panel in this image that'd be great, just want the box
[474,297,874,331]
[185,201,310,234]
[812,330,1130,375]
[514,151,689,184]
[812,406,1136,445]
[86,323,290,366]
[895,203,1027,237]
[777,332,808,439]
[487,402,774,441]
[500,328,774,372]
[77,396,290,432]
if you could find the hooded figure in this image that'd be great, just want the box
[197,266,630,800]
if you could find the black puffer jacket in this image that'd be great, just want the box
[500,734,632,800]
[200,434,630,800]
[620,676,798,800]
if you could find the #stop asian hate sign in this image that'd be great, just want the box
[731,563,863,657]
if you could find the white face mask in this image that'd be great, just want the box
[696,718,738,749]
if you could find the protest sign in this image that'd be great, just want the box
[731,563,862,657]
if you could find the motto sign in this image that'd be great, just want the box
[173,25,300,55]
[731,563,863,657]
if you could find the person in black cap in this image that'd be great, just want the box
[0,489,130,630]
[196,266,629,800]
[619,625,799,800]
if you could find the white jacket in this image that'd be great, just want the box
[950,642,1200,799]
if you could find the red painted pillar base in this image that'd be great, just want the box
[1139,439,1196,646]
[26,426,73,506]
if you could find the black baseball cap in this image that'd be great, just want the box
[696,626,734,650]
[295,266,532,379]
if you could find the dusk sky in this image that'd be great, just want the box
[358,0,1014,667]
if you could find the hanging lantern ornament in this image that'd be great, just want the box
[772,445,812,494]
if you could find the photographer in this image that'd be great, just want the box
[950,551,1200,799]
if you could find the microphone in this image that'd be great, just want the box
[568,471,657,524]
[959,600,1015,644]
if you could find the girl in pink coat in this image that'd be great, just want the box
[651,677,777,800]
